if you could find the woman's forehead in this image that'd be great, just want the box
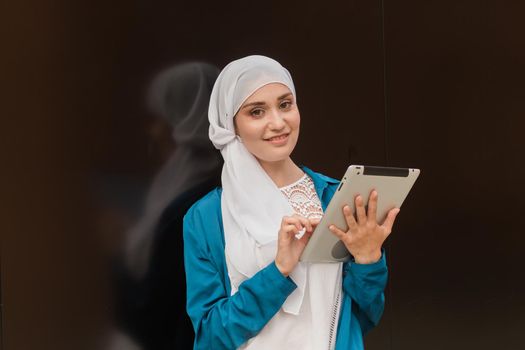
[241,83,293,104]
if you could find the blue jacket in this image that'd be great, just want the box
[183,166,388,350]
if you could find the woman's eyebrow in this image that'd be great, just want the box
[241,92,293,109]
[241,101,266,109]
[277,92,293,100]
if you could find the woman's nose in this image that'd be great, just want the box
[267,109,286,130]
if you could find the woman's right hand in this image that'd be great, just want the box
[275,214,320,276]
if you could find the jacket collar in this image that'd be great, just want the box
[300,165,339,208]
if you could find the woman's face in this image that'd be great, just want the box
[234,83,300,164]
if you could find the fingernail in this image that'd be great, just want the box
[329,225,334,230]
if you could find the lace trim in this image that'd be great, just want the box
[279,173,308,191]
[280,173,323,219]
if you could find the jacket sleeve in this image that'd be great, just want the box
[183,208,297,350]
[342,250,388,334]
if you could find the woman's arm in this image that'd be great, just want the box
[342,251,388,334]
[328,190,398,334]
[183,210,296,350]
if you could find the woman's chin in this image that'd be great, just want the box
[255,151,293,164]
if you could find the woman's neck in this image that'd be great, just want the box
[257,157,304,188]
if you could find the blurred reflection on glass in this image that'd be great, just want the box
[110,62,222,350]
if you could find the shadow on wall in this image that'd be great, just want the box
[102,62,223,350]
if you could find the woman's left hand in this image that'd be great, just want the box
[328,190,400,264]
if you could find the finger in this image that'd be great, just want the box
[281,223,301,235]
[309,217,321,224]
[279,226,296,244]
[367,190,378,224]
[293,214,312,232]
[328,224,348,240]
[343,205,358,231]
[309,217,321,229]
[281,216,295,229]
[286,216,304,231]
[382,208,401,233]
[302,216,313,232]
[355,195,367,224]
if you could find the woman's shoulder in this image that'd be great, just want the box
[301,165,340,185]
[183,187,224,255]
[184,187,222,219]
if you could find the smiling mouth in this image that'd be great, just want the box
[265,133,289,141]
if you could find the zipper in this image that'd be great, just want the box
[327,288,341,350]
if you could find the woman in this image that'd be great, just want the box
[183,55,400,350]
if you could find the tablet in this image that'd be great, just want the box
[300,165,420,263]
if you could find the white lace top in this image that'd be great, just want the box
[279,173,323,220]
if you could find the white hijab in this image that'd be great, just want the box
[208,56,340,326]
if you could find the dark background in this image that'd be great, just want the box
[1,0,524,349]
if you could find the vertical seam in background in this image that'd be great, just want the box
[379,0,394,350]
[0,254,4,350]
[380,0,389,165]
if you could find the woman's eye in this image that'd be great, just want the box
[280,100,292,109]
[250,108,264,117]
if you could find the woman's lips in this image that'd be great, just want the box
[265,133,289,145]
